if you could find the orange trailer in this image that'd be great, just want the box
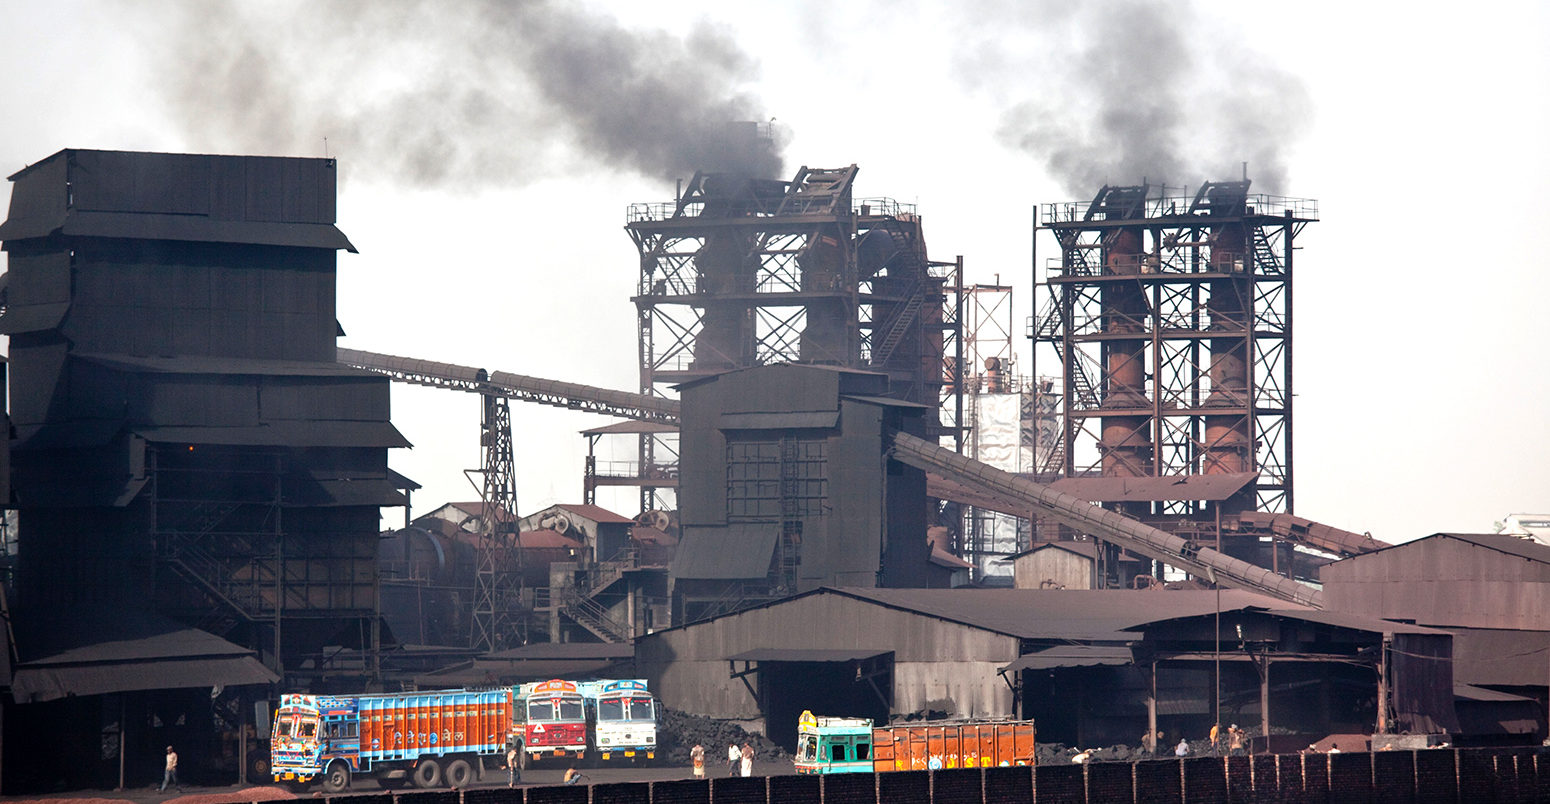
[871,719,1036,771]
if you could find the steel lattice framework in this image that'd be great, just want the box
[1032,181,1317,516]
[626,166,961,511]
[470,393,524,651]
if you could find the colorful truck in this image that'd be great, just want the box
[795,710,1037,774]
[270,689,511,792]
[582,679,660,763]
[514,678,591,764]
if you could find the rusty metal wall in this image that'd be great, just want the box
[1322,535,1550,630]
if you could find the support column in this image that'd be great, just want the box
[1260,658,1271,740]
[1148,661,1159,755]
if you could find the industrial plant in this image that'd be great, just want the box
[0,147,1545,798]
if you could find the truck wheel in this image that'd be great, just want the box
[412,758,442,789]
[444,758,474,788]
[321,761,351,793]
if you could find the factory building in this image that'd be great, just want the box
[0,149,406,790]
[672,363,946,623]
[1321,532,1550,739]
[637,586,1443,753]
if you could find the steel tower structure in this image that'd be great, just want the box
[1032,180,1317,519]
[626,165,961,512]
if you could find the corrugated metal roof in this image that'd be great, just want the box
[1048,473,1258,503]
[580,420,679,436]
[1332,532,1550,567]
[1000,645,1133,673]
[13,656,277,703]
[840,394,934,410]
[10,611,279,702]
[1124,606,1451,636]
[78,352,379,378]
[727,648,891,663]
[555,504,635,524]
[131,421,410,448]
[1454,684,1536,703]
[0,302,69,335]
[673,524,778,579]
[301,476,406,507]
[827,587,1307,641]
[1435,533,1550,564]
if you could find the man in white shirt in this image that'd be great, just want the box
[159,746,181,792]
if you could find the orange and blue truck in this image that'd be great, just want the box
[795,710,1036,774]
[270,689,512,792]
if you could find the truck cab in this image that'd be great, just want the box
[794,710,874,774]
[589,679,658,763]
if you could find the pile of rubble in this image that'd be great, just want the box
[656,708,792,765]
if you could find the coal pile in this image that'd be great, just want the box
[656,708,792,765]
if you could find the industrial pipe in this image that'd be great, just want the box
[889,432,1323,607]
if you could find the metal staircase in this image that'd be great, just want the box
[559,590,631,643]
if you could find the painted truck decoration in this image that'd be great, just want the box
[582,679,659,763]
[270,689,510,792]
[271,677,660,791]
[515,678,590,763]
[795,710,1037,774]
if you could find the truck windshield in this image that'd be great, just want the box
[798,735,817,761]
[598,697,655,721]
[529,698,584,721]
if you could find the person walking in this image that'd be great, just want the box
[740,741,753,777]
[727,742,741,777]
[159,745,182,792]
[506,743,521,787]
[690,743,705,779]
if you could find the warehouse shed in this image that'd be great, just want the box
[1321,532,1550,739]
[634,586,1303,750]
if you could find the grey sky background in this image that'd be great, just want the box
[1,0,1546,543]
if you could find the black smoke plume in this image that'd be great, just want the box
[967,0,1311,195]
[154,1,784,186]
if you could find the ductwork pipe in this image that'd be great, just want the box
[890,432,1322,607]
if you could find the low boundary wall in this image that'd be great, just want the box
[347,748,1550,804]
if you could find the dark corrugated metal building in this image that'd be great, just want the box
[671,364,945,623]
[1321,532,1550,741]
[635,586,1314,750]
[0,149,407,791]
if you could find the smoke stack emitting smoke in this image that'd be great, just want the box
[158,1,785,187]
[983,0,1311,196]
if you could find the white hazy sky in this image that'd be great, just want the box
[1,1,1546,544]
